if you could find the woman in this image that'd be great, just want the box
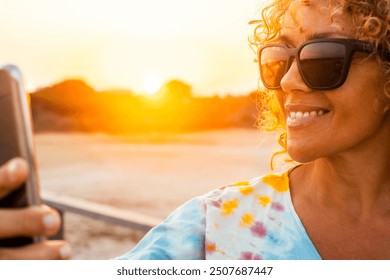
[116,0,389,259]
[120,0,389,260]
[1,0,389,259]
[265,0,390,259]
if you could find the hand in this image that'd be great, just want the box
[0,158,71,259]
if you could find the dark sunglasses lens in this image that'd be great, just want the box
[260,46,288,88]
[300,42,347,88]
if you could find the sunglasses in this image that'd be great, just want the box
[258,38,386,90]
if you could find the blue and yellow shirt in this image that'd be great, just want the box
[116,171,321,260]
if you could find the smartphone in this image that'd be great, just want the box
[0,64,43,247]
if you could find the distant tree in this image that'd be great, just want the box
[158,79,192,102]
[30,77,258,133]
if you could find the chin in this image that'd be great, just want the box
[287,145,319,164]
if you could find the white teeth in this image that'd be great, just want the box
[287,109,327,127]
[290,112,296,119]
[289,110,326,119]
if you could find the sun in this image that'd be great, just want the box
[142,72,162,96]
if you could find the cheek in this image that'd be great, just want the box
[328,75,382,139]
[286,79,385,162]
[334,60,384,126]
[334,99,384,139]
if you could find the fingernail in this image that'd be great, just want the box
[42,213,59,229]
[59,245,71,260]
[6,159,23,184]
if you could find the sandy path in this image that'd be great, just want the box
[34,129,281,259]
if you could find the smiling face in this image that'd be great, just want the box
[275,0,388,163]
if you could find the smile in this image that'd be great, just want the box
[286,110,328,127]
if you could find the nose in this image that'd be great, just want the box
[280,60,312,93]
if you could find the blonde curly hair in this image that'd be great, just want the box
[250,0,390,169]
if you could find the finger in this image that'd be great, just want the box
[0,205,61,238]
[0,158,29,199]
[0,240,71,260]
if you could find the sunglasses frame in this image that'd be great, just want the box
[258,38,378,90]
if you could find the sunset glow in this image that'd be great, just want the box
[0,0,261,96]
[142,72,162,96]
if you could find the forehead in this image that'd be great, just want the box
[281,0,356,44]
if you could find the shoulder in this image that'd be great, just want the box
[154,170,292,234]
[201,171,302,260]
[202,170,291,205]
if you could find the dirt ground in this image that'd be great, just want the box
[34,129,281,259]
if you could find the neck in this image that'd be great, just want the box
[292,120,390,221]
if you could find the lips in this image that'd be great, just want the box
[284,104,330,127]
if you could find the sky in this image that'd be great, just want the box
[0,0,263,96]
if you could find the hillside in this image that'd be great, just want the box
[30,79,260,134]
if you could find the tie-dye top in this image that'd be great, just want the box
[116,171,322,260]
